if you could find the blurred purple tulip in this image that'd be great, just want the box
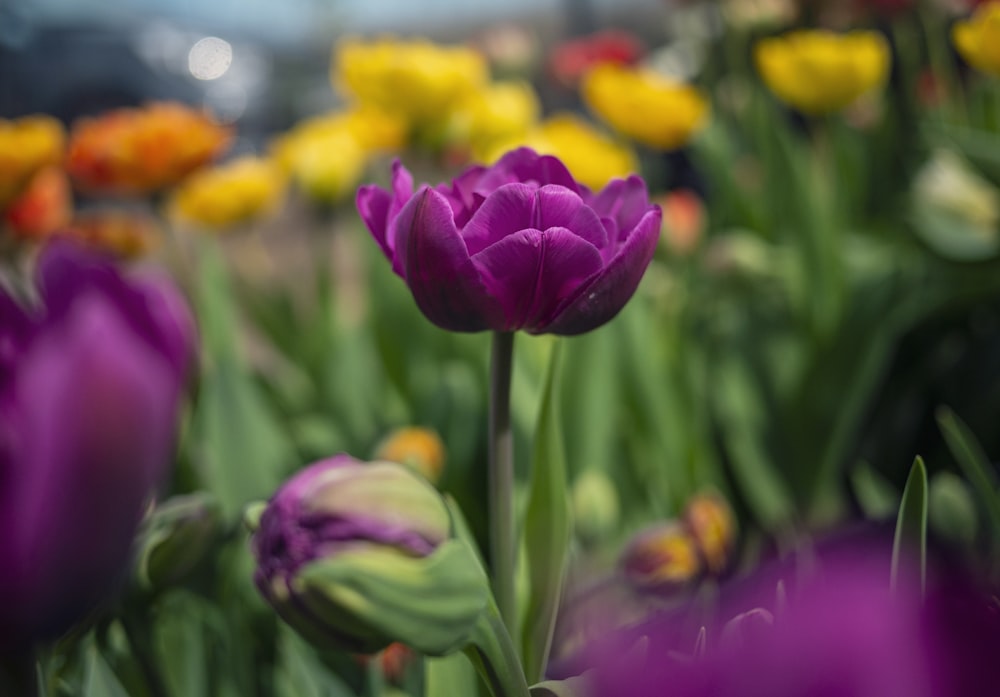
[0,240,195,644]
[589,550,1000,697]
[357,147,661,334]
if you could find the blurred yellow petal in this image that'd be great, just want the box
[450,81,540,160]
[171,156,286,231]
[0,115,65,207]
[754,30,891,114]
[333,37,488,132]
[953,3,1000,77]
[581,63,709,150]
[488,114,637,190]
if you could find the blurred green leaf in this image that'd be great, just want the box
[850,461,899,520]
[520,342,570,684]
[191,243,295,519]
[891,456,928,594]
[937,407,1000,554]
[425,653,480,697]
[276,627,354,697]
[152,592,211,697]
[82,641,128,697]
[712,356,796,532]
[929,471,978,549]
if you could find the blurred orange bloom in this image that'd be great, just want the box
[67,102,231,195]
[65,209,159,258]
[660,189,705,255]
[3,167,72,240]
[0,115,65,207]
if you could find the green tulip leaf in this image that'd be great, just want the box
[191,242,294,520]
[82,641,129,697]
[521,341,571,683]
[937,406,1000,555]
[891,456,928,594]
[425,653,481,697]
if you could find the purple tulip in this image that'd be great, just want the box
[0,240,195,645]
[357,148,661,334]
[251,456,490,655]
[587,550,1000,697]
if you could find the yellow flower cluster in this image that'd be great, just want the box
[754,30,890,115]
[487,114,637,190]
[582,63,709,151]
[273,107,405,204]
[953,2,1000,77]
[334,37,488,133]
[171,157,286,230]
[0,115,65,206]
[447,81,540,161]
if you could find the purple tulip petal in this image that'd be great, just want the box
[590,176,652,237]
[37,240,195,381]
[543,206,661,335]
[533,185,608,249]
[357,185,394,257]
[396,188,505,332]
[357,161,415,265]
[472,226,603,331]
[0,294,177,639]
[483,147,581,193]
[462,183,535,255]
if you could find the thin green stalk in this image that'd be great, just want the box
[121,613,169,697]
[464,600,531,697]
[489,331,517,633]
[0,648,39,697]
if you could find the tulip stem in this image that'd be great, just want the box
[489,331,517,634]
[0,648,39,697]
[465,599,532,697]
[121,613,170,697]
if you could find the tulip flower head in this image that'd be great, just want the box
[589,550,1000,697]
[0,115,65,207]
[486,114,639,191]
[251,455,489,655]
[67,102,231,195]
[356,148,661,334]
[582,64,710,151]
[171,156,286,231]
[953,2,1000,77]
[0,240,195,645]
[755,30,891,115]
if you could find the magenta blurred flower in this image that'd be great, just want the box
[0,240,195,644]
[357,147,661,334]
[589,551,1000,697]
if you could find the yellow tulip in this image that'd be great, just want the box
[333,37,487,131]
[171,157,286,230]
[448,81,540,161]
[272,108,400,204]
[754,30,891,115]
[0,115,65,206]
[581,63,709,150]
[374,427,447,484]
[487,114,637,191]
[953,2,1000,77]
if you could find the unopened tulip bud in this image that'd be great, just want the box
[620,522,702,596]
[571,469,620,544]
[251,455,488,656]
[136,493,219,591]
[682,491,736,576]
[374,427,446,484]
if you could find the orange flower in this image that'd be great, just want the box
[0,115,65,207]
[65,209,159,258]
[67,102,230,195]
[3,167,72,240]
